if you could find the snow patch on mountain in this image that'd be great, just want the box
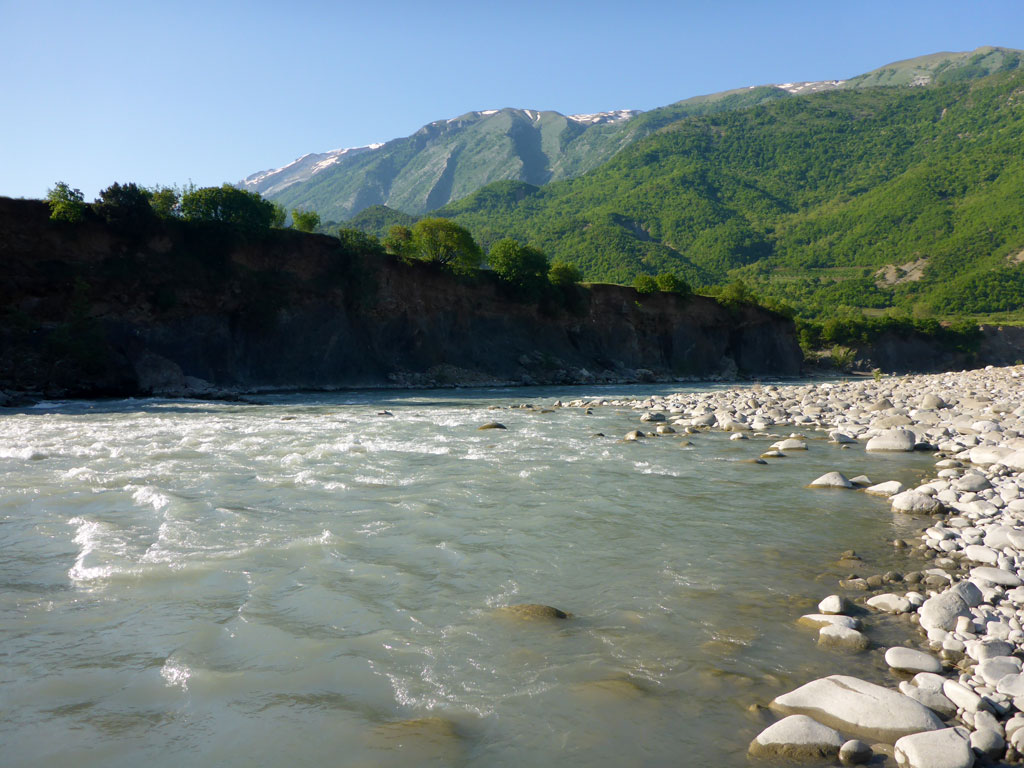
[775,80,846,94]
[567,109,641,125]
[242,143,384,195]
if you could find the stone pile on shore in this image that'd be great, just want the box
[560,365,1024,767]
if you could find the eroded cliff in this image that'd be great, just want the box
[0,197,802,398]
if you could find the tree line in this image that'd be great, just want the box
[44,180,694,300]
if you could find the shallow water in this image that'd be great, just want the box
[0,384,941,767]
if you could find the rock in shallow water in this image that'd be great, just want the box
[497,604,571,621]
[866,429,917,452]
[748,714,843,761]
[818,625,870,651]
[809,471,854,489]
[891,490,942,514]
[770,675,944,742]
[839,739,873,765]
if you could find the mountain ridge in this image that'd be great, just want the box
[242,45,1024,224]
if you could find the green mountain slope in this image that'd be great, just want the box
[433,66,1024,318]
[245,89,792,221]
[246,46,1022,226]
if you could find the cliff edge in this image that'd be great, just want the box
[0,197,803,398]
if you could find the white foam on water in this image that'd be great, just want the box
[129,485,172,511]
[0,446,48,460]
[67,516,118,583]
[159,657,192,691]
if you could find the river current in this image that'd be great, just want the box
[0,384,941,767]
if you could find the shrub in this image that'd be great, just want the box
[548,260,582,287]
[337,228,385,257]
[655,272,691,295]
[634,274,659,294]
[382,225,415,259]
[292,208,321,232]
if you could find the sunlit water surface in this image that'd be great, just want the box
[0,384,941,767]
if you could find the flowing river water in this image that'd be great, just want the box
[0,384,944,767]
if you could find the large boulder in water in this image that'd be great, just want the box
[866,429,916,452]
[770,675,944,742]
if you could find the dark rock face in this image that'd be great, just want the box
[0,197,802,397]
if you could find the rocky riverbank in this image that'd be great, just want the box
[560,365,1024,768]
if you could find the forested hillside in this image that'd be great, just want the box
[429,67,1024,319]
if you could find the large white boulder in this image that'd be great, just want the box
[748,714,844,760]
[971,566,1022,587]
[809,472,854,489]
[969,445,1013,466]
[891,490,942,514]
[770,675,944,742]
[918,582,983,632]
[894,727,973,768]
[866,429,917,452]
[865,480,905,497]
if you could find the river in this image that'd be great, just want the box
[0,384,941,766]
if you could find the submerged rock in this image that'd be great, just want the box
[497,604,571,621]
[478,422,507,430]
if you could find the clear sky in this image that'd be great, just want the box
[3,0,1023,200]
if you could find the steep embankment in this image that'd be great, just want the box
[0,198,801,399]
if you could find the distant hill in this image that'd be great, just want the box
[433,64,1024,319]
[243,46,1023,225]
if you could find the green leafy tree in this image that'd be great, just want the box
[338,227,385,257]
[488,238,549,295]
[46,181,87,222]
[292,208,321,232]
[410,217,483,274]
[95,182,154,224]
[548,260,582,287]
[382,225,415,259]
[717,279,758,308]
[656,272,691,295]
[270,202,287,228]
[634,274,658,294]
[180,184,277,229]
[148,186,181,218]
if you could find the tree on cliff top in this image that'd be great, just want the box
[488,238,549,296]
[180,184,277,229]
[410,218,483,274]
[46,182,87,222]
[291,208,321,233]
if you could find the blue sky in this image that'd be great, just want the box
[3,0,1023,200]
